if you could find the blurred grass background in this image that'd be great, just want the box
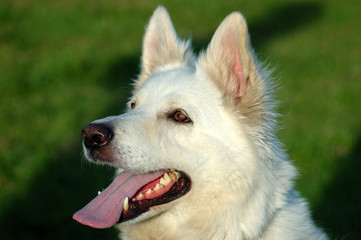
[0,0,360,239]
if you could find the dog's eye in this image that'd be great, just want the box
[130,102,136,110]
[170,110,191,123]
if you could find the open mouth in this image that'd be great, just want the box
[73,170,191,228]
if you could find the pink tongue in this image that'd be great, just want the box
[73,170,165,229]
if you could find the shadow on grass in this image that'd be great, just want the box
[192,1,323,53]
[249,1,323,48]
[315,134,361,240]
[0,2,326,240]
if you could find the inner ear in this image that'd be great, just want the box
[225,35,248,97]
[198,12,253,102]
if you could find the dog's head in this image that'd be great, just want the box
[73,6,288,231]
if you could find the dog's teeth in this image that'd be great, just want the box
[132,198,136,202]
[154,183,163,191]
[159,177,166,185]
[123,197,129,211]
[146,189,154,194]
[174,171,181,179]
[97,191,101,195]
[161,173,172,185]
[136,193,144,200]
[169,171,180,181]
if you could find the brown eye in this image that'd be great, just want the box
[171,110,191,123]
[130,102,136,109]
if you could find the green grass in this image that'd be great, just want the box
[1,0,360,239]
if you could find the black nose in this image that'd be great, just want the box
[81,123,113,149]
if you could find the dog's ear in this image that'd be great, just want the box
[135,6,195,89]
[198,13,270,121]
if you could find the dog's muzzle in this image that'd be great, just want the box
[75,123,192,228]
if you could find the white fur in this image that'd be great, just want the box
[89,6,328,240]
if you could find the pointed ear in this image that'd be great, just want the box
[135,6,195,89]
[198,12,269,120]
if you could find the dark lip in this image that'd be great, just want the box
[118,171,192,223]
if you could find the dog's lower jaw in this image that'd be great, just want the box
[119,208,235,240]
[118,189,235,240]
[118,188,197,240]
[119,213,177,240]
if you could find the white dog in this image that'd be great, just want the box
[73,6,328,240]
